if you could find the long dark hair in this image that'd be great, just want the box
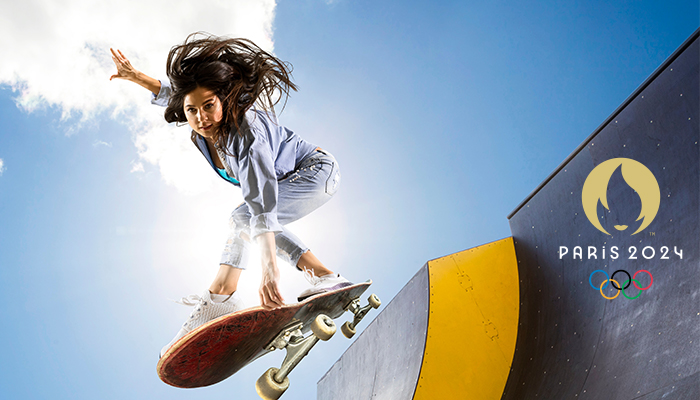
[163,32,298,151]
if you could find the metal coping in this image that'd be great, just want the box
[507,27,700,220]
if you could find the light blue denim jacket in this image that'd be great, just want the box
[151,80,319,238]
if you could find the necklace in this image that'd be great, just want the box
[214,142,236,180]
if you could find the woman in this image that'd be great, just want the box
[109,33,352,358]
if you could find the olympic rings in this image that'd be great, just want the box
[621,279,642,300]
[610,270,631,290]
[633,270,653,290]
[589,269,653,299]
[589,270,609,290]
[600,279,620,300]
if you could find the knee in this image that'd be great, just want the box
[228,215,252,243]
[229,213,250,232]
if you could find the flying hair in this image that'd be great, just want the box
[162,32,298,153]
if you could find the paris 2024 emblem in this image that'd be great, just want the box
[581,158,660,235]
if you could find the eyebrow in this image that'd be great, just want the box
[184,98,216,108]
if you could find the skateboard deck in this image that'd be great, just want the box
[157,280,374,389]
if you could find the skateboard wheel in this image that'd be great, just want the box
[368,294,381,309]
[256,367,289,400]
[341,321,356,339]
[311,314,336,341]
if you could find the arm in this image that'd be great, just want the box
[257,231,285,309]
[237,127,286,309]
[109,48,161,96]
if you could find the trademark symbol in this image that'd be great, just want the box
[649,232,656,236]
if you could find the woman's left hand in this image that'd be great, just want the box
[259,264,285,310]
[257,232,285,309]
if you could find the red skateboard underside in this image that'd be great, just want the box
[157,281,371,388]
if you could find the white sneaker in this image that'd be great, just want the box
[297,267,353,302]
[159,290,245,358]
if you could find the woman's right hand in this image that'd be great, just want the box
[109,48,161,96]
[109,48,139,81]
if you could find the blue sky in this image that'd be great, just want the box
[0,1,697,399]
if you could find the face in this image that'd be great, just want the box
[183,86,223,139]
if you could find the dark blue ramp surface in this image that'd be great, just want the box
[317,267,429,400]
[504,29,699,400]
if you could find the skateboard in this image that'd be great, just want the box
[157,280,380,399]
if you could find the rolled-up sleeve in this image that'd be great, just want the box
[151,80,171,107]
[238,129,284,238]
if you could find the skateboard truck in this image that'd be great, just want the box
[341,293,381,339]
[256,315,336,400]
[265,321,303,352]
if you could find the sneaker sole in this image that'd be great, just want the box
[297,282,354,302]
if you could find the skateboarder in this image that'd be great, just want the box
[109,33,353,358]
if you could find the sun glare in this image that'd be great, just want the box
[149,183,349,307]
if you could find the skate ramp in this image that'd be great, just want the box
[317,238,519,400]
[501,29,699,399]
[318,29,699,400]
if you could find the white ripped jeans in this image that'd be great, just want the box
[220,149,341,269]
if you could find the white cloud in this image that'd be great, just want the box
[130,160,144,174]
[0,158,4,176]
[93,140,112,148]
[0,0,277,194]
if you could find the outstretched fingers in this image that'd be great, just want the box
[109,48,135,81]
[110,48,122,66]
[110,48,129,63]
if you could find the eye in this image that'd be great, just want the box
[187,107,196,113]
[204,103,213,110]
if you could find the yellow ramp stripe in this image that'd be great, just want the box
[413,237,519,400]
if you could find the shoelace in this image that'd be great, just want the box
[302,266,322,286]
[172,294,205,306]
[170,294,206,328]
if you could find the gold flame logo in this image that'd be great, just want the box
[582,158,660,235]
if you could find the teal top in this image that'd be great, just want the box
[217,168,240,184]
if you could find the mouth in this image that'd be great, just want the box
[200,124,213,131]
